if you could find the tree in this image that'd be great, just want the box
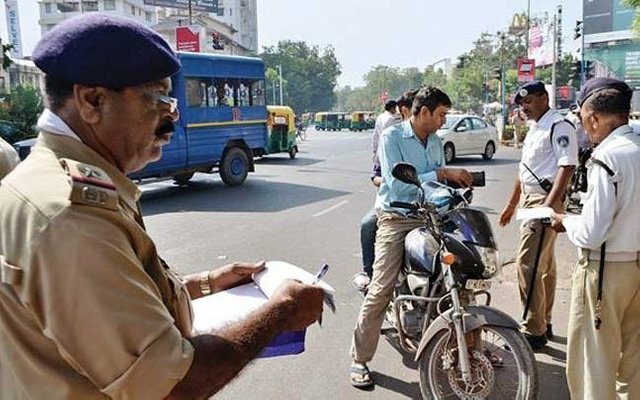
[260,41,341,113]
[0,86,44,141]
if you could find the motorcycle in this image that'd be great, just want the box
[385,163,538,399]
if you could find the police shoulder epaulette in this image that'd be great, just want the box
[59,158,119,210]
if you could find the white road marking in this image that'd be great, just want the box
[312,200,349,217]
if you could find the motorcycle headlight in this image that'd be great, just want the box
[473,245,500,278]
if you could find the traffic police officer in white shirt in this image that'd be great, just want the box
[551,78,640,400]
[499,81,578,350]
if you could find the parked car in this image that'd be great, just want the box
[12,137,36,160]
[437,114,498,163]
[0,119,22,143]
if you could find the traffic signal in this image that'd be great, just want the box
[457,55,467,69]
[574,20,583,40]
[585,60,594,79]
[493,67,502,81]
[212,32,224,50]
[570,60,582,81]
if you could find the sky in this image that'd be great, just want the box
[2,0,581,87]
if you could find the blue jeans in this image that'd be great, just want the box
[360,207,378,277]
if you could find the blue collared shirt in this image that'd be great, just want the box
[375,120,445,212]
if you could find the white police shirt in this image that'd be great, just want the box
[519,109,578,192]
[563,125,640,258]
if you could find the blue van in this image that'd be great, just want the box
[15,52,268,186]
[131,52,268,186]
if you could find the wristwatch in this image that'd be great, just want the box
[199,271,212,296]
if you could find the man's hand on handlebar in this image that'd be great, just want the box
[440,168,473,188]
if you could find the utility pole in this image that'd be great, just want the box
[277,65,283,105]
[525,0,531,57]
[188,0,193,25]
[551,8,559,109]
[499,32,507,128]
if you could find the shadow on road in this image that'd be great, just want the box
[536,359,570,399]
[368,371,421,399]
[448,157,519,167]
[255,156,325,167]
[140,178,350,216]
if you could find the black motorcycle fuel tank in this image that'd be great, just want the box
[404,227,441,277]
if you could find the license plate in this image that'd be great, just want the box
[465,279,491,291]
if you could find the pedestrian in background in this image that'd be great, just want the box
[550,78,640,399]
[510,107,527,148]
[0,14,324,399]
[371,99,398,165]
[0,135,19,179]
[499,81,578,350]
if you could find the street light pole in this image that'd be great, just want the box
[277,65,283,105]
[499,32,507,128]
[525,0,531,57]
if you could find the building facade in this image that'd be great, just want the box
[38,0,157,34]
[582,0,640,110]
[216,0,258,53]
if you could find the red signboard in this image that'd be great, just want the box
[517,58,536,82]
[176,26,200,52]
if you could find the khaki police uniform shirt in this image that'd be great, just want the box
[0,135,20,180]
[0,132,195,399]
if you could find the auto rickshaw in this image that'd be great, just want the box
[350,111,374,131]
[315,112,328,131]
[339,112,351,130]
[266,105,298,158]
[326,112,340,131]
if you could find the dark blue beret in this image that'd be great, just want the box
[578,77,631,106]
[32,14,180,88]
[514,81,547,104]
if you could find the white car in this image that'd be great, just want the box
[437,115,498,163]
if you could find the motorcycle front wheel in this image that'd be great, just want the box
[419,325,537,399]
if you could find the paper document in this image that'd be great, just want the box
[191,261,335,358]
[516,206,554,221]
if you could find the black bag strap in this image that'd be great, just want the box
[590,157,616,330]
[522,162,544,185]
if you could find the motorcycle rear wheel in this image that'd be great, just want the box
[419,325,537,399]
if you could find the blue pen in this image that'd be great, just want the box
[312,264,329,285]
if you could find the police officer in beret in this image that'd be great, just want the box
[550,78,640,399]
[499,80,578,350]
[0,14,324,399]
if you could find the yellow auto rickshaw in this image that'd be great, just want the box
[315,112,328,131]
[266,105,298,158]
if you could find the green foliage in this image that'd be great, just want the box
[623,0,640,37]
[260,41,341,113]
[335,16,580,114]
[0,86,44,141]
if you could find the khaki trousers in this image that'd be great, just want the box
[567,252,640,400]
[351,212,424,362]
[517,193,558,336]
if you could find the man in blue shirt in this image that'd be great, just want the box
[349,87,473,388]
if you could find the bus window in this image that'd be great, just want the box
[186,77,210,107]
[251,79,266,106]
[238,81,250,107]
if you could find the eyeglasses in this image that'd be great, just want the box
[152,92,178,114]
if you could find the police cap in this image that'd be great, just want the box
[32,14,180,88]
[514,81,547,105]
[578,77,632,106]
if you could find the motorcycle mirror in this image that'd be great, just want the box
[392,162,420,187]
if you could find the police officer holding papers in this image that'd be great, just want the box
[551,78,640,399]
[499,81,578,350]
[0,14,324,399]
